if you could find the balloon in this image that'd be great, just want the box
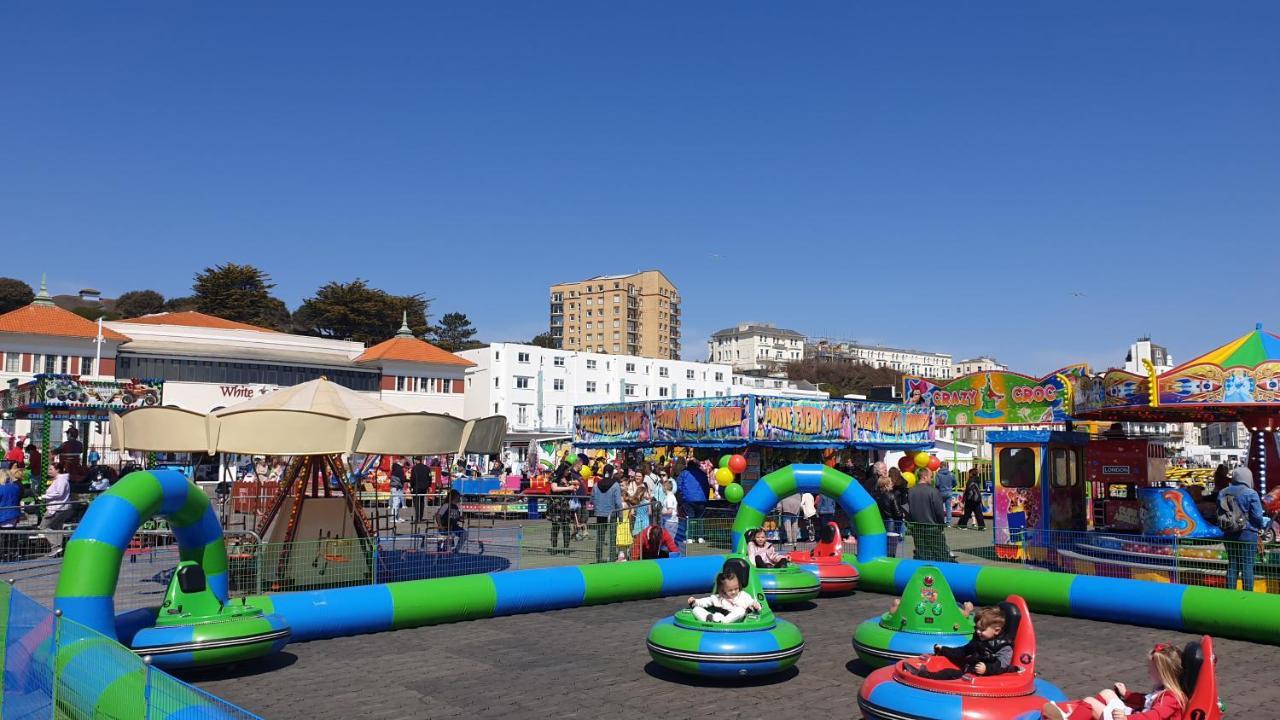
[897,455,915,472]
[902,471,917,487]
[728,454,747,474]
[914,452,932,469]
[715,467,735,486]
[579,466,593,479]
[928,456,942,472]
[719,454,732,469]
[566,454,578,464]
[724,483,744,503]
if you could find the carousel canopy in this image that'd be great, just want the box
[112,377,506,456]
[1072,325,1280,423]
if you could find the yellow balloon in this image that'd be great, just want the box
[715,467,735,486]
[579,467,593,479]
[914,451,932,469]
[902,471,917,488]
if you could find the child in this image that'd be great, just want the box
[631,522,678,560]
[687,570,761,623]
[433,489,467,553]
[745,528,789,568]
[1042,643,1187,720]
[902,606,1011,679]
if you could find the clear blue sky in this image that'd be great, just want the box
[3,3,1277,374]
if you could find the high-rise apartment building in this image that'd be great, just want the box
[549,270,681,359]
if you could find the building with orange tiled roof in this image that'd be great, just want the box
[0,279,477,450]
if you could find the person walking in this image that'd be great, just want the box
[548,457,579,553]
[410,457,433,525]
[0,468,22,560]
[675,459,708,546]
[906,468,952,562]
[873,474,904,557]
[935,461,957,523]
[778,492,804,549]
[956,469,987,530]
[592,465,623,562]
[800,492,818,543]
[1218,466,1268,591]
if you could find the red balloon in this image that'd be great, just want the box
[928,456,942,472]
[728,454,747,474]
[896,455,915,472]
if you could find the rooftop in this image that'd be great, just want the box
[116,311,281,334]
[0,286,130,342]
[711,323,805,339]
[808,339,951,359]
[355,336,475,367]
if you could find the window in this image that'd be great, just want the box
[555,406,564,426]
[553,379,564,391]
[4,353,19,373]
[58,356,70,374]
[396,376,406,391]
[714,372,723,381]
[614,294,621,303]
[686,370,695,380]
[586,381,597,393]
[659,387,669,397]
[586,322,593,329]
[517,352,530,363]
[494,377,500,388]
[586,359,597,370]
[585,298,593,306]
[613,307,620,315]
[495,351,500,360]
[553,356,564,367]
[516,405,529,424]
[515,376,531,389]
[658,367,668,378]
[998,448,1036,488]
[494,403,500,414]
[625,383,636,396]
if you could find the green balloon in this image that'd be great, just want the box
[566,454,578,464]
[724,482,744,504]
[719,454,732,468]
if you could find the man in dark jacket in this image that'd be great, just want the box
[675,459,708,546]
[410,458,433,524]
[906,468,952,562]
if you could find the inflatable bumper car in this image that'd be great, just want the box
[853,565,972,669]
[789,521,858,594]
[857,596,1067,720]
[741,529,821,605]
[118,561,291,669]
[1043,636,1221,720]
[647,556,804,678]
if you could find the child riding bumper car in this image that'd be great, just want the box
[857,595,1067,720]
[853,565,973,669]
[646,556,804,678]
[743,528,821,605]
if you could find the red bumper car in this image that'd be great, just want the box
[789,521,858,594]
[858,596,1067,720]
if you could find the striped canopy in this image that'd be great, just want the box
[1168,324,1280,371]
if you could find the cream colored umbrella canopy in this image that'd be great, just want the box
[111,377,506,456]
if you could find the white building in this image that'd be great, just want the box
[808,339,953,379]
[1123,337,1174,374]
[954,357,1007,376]
[459,343,830,440]
[1118,336,1192,452]
[708,323,805,372]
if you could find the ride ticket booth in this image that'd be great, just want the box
[988,430,1088,559]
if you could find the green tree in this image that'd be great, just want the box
[294,279,430,345]
[529,332,557,348]
[114,289,166,318]
[71,306,119,321]
[163,295,198,312]
[432,312,481,351]
[0,277,34,314]
[191,263,285,328]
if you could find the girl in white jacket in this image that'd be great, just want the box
[687,570,761,623]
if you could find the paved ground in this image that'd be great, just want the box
[186,587,1278,720]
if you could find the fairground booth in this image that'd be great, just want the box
[1,373,164,490]
[572,394,936,485]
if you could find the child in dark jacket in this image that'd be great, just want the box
[904,606,1012,679]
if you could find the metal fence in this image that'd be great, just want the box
[0,581,261,720]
